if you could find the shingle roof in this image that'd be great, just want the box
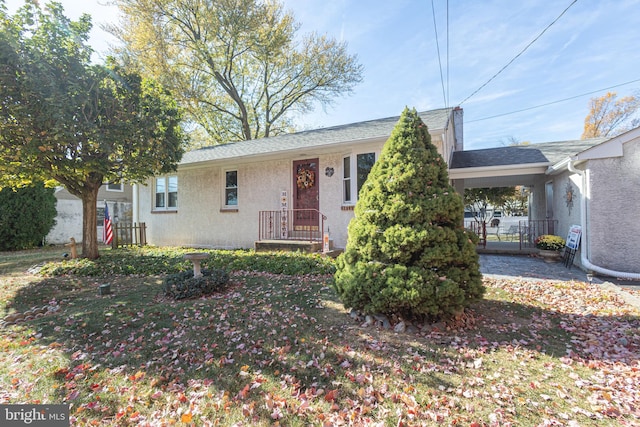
[449,138,608,169]
[180,108,452,166]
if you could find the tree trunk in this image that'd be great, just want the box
[81,183,101,259]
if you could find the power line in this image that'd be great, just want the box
[466,77,640,123]
[431,0,447,108]
[446,0,450,108]
[458,0,578,106]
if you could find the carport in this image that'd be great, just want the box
[448,139,606,252]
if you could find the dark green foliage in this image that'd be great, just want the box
[162,268,230,300]
[334,108,483,320]
[0,3,186,259]
[0,183,56,250]
[39,246,336,276]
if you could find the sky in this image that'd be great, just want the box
[4,0,640,150]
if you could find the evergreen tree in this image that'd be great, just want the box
[334,108,483,320]
[0,183,56,250]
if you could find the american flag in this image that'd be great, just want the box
[103,202,113,245]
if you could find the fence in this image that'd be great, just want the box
[258,209,326,242]
[518,219,557,249]
[111,222,147,248]
[465,221,487,248]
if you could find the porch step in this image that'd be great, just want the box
[254,239,344,256]
[255,240,323,253]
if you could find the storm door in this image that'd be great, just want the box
[293,159,319,231]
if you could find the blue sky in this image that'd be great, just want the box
[5,0,640,149]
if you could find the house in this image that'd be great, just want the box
[134,108,463,250]
[46,183,133,245]
[136,107,639,278]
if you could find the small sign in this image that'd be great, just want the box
[566,224,582,250]
[323,232,330,253]
[0,404,69,426]
[280,190,288,239]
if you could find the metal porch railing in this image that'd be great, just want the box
[258,209,326,242]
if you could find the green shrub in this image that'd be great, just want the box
[162,268,230,300]
[334,108,484,320]
[40,247,335,277]
[0,183,57,250]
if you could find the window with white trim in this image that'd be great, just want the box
[343,156,352,203]
[224,170,238,207]
[343,152,376,203]
[154,176,178,210]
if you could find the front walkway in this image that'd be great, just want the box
[479,254,640,308]
[477,240,536,255]
[479,253,589,282]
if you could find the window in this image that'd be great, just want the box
[343,152,376,204]
[224,170,238,207]
[106,183,123,192]
[154,176,178,210]
[343,157,351,203]
[357,153,376,196]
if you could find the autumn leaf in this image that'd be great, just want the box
[324,389,338,402]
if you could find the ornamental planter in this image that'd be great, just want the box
[538,249,562,263]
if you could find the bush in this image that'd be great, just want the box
[40,247,335,277]
[162,268,230,300]
[0,183,57,251]
[334,108,483,320]
[534,235,565,251]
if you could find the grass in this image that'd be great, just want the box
[1,246,639,426]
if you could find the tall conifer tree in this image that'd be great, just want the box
[334,108,483,320]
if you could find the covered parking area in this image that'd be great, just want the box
[448,139,605,252]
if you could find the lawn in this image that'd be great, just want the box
[1,247,638,426]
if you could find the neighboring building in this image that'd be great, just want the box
[46,183,133,245]
[135,108,463,250]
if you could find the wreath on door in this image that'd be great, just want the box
[296,167,315,189]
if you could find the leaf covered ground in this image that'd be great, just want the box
[0,247,639,426]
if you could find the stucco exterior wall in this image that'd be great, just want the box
[46,199,83,245]
[529,177,548,223]
[548,171,582,244]
[586,139,640,273]
[141,155,355,249]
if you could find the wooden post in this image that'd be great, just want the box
[67,237,78,259]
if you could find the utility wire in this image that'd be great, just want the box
[431,0,447,108]
[458,0,578,106]
[446,0,449,108]
[466,77,640,123]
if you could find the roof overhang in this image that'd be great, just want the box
[178,135,390,171]
[448,162,549,180]
[449,162,550,188]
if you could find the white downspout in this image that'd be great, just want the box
[569,160,640,280]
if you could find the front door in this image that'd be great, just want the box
[293,158,319,231]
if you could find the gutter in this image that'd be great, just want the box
[568,159,640,280]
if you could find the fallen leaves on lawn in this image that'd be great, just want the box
[1,270,639,426]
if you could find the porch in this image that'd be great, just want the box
[467,219,557,253]
[255,209,340,254]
